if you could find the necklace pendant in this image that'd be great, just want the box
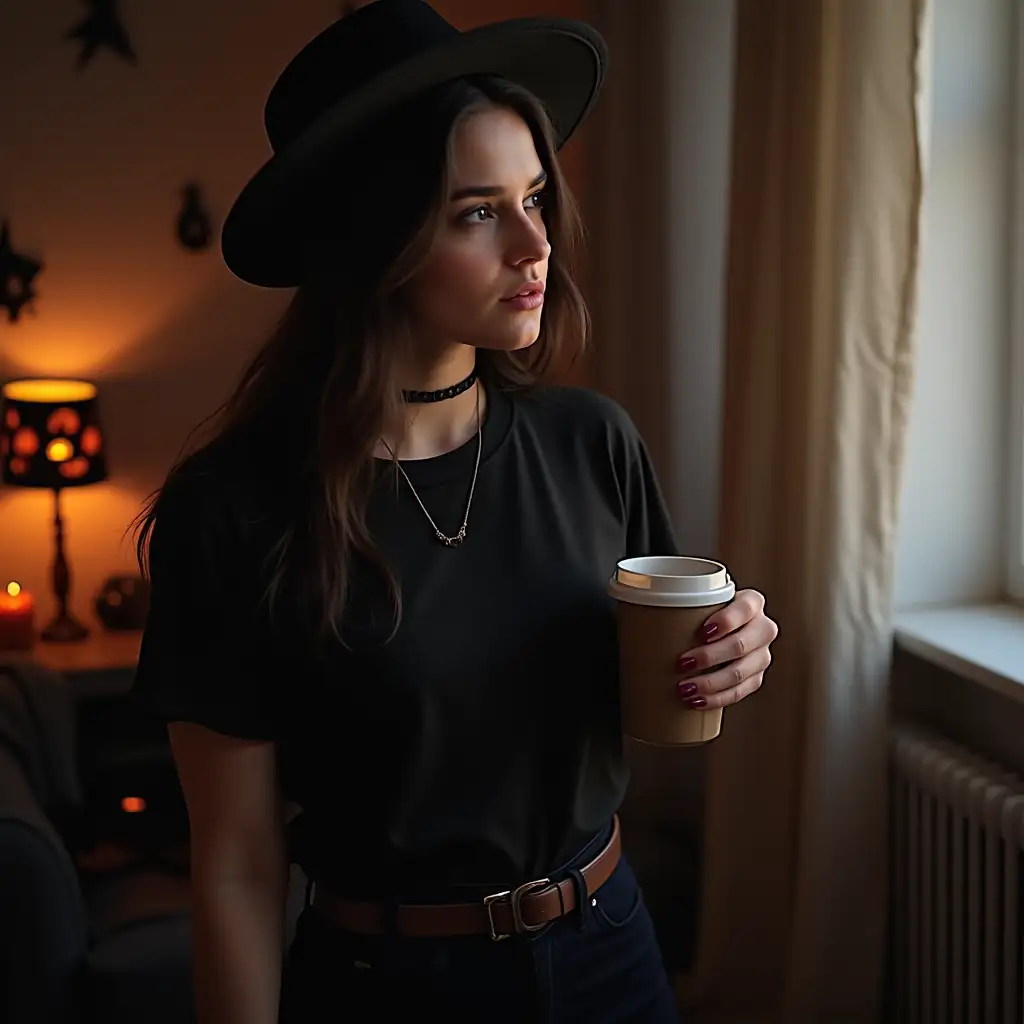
[389,383,481,550]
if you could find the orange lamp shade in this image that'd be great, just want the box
[0,581,35,651]
[0,379,108,490]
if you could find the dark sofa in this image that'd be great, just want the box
[0,659,195,1023]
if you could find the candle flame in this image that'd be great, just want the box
[6,582,21,598]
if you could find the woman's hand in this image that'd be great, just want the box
[674,589,778,710]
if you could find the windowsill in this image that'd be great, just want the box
[893,602,1024,706]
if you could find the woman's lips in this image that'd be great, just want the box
[502,291,545,311]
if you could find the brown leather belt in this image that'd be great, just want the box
[309,815,621,942]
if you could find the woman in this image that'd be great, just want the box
[132,2,778,1022]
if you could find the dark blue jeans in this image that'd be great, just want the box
[280,825,681,1023]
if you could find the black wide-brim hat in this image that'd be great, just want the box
[221,0,607,289]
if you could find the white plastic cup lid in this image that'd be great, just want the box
[607,556,735,608]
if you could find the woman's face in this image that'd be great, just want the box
[406,105,552,356]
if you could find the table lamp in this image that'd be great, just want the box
[0,378,108,642]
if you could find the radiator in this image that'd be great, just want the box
[889,725,1024,1024]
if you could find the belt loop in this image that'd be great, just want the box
[566,867,589,932]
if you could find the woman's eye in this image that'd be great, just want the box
[462,206,492,223]
[459,191,548,224]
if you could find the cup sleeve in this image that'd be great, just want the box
[131,474,285,742]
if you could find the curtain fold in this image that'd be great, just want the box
[679,1,928,1021]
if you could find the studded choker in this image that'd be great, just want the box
[402,368,478,403]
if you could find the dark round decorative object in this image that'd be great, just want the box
[95,574,150,631]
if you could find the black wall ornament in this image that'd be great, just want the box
[66,0,137,70]
[0,221,44,324]
[176,183,214,253]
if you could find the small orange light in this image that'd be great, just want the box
[47,407,82,436]
[80,425,103,456]
[58,456,90,479]
[45,438,73,462]
[12,427,39,456]
[121,796,147,813]
[6,582,21,598]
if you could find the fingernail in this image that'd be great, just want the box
[677,681,699,698]
[701,623,719,642]
[677,656,698,673]
[688,697,708,709]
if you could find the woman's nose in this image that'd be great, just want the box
[508,216,551,266]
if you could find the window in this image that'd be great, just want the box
[893,0,1024,696]
[895,0,1018,611]
[1008,0,1024,602]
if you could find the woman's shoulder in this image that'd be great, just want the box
[511,385,642,445]
[152,434,279,547]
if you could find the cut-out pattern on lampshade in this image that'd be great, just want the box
[0,380,108,489]
[0,380,109,644]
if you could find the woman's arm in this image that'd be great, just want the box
[170,721,288,1024]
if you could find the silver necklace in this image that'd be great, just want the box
[381,384,482,548]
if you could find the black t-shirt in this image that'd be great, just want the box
[132,385,679,896]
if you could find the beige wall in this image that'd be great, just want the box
[0,0,590,630]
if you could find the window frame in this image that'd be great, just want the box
[1007,0,1024,602]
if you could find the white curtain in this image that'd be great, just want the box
[588,1,928,1020]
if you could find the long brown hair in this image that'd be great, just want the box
[135,75,590,643]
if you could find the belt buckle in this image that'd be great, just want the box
[483,878,552,941]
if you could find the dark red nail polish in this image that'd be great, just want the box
[677,656,698,673]
[701,623,719,642]
[677,681,698,698]
[688,697,708,709]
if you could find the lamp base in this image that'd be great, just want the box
[40,612,90,643]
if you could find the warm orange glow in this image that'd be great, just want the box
[0,483,149,642]
[121,796,147,813]
[0,581,32,613]
[47,408,82,435]
[2,379,97,403]
[80,425,103,456]
[58,457,90,480]
[8,457,27,476]
[3,409,19,430]
[12,428,39,457]
[0,578,34,650]
[46,438,73,462]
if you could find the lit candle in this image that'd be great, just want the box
[0,581,35,651]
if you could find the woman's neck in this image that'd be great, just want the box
[377,347,486,461]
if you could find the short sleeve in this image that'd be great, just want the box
[131,470,285,741]
[624,431,680,558]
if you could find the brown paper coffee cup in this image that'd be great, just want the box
[608,556,735,746]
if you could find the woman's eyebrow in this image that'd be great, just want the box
[449,170,547,202]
